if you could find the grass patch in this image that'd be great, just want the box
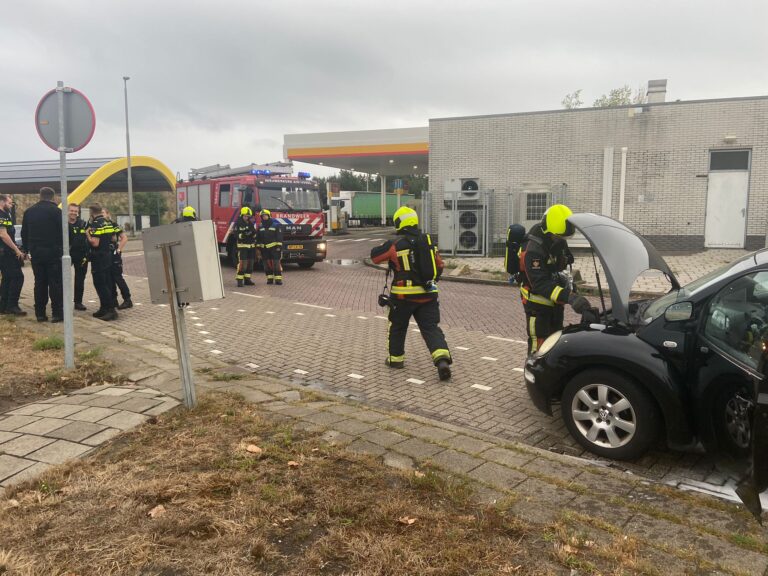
[209,372,245,382]
[32,336,64,351]
[76,347,103,360]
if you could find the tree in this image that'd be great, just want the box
[561,89,583,109]
[562,84,647,109]
[133,191,169,221]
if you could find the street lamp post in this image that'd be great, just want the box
[123,76,135,237]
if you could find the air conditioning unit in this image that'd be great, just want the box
[438,208,484,254]
[443,177,481,208]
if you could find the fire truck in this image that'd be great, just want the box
[176,163,328,268]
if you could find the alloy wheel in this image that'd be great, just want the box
[570,383,637,449]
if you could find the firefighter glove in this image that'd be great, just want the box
[568,293,591,314]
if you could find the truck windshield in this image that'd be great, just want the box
[259,186,321,211]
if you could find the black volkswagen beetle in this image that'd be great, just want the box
[524,213,767,516]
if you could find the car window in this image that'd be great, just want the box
[703,271,768,369]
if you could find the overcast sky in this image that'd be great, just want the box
[1,0,766,180]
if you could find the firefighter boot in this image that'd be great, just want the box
[275,279,283,286]
[244,278,255,286]
[267,279,274,285]
[436,359,452,381]
[237,279,244,287]
[385,358,404,369]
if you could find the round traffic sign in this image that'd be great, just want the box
[35,87,95,152]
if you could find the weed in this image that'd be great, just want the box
[76,347,103,360]
[33,336,64,351]
[209,372,245,382]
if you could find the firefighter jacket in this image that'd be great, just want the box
[370,226,443,302]
[69,217,89,261]
[256,218,283,252]
[518,223,574,308]
[236,217,257,249]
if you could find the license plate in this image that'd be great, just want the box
[287,244,303,250]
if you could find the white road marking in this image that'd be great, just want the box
[191,317,201,320]
[481,356,497,361]
[266,311,275,314]
[199,331,210,335]
[210,307,220,310]
[412,328,421,333]
[294,369,308,375]
[456,346,470,351]
[159,304,167,307]
[245,362,259,370]
[409,321,417,325]
[348,373,364,380]
[88,300,96,303]
[232,291,263,299]
[295,312,305,316]
[353,238,369,242]
[210,350,222,355]
[295,302,333,310]
[513,368,524,372]
[135,303,142,306]
[487,335,527,344]
[203,339,216,344]
[194,323,204,327]
[237,309,246,312]
[357,316,368,320]
[324,313,336,317]
[406,378,425,385]
[374,315,388,319]
[471,384,493,391]
[368,239,381,242]
[336,239,352,243]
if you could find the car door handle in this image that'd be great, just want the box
[663,341,678,349]
[700,346,709,353]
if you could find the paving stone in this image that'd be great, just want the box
[82,428,123,446]
[468,462,527,490]
[303,401,337,410]
[391,437,443,460]
[440,434,496,455]
[0,454,34,482]
[511,478,579,507]
[251,381,291,394]
[347,439,387,457]
[79,395,130,408]
[144,400,181,416]
[508,499,562,525]
[409,425,457,443]
[567,495,635,529]
[429,449,484,474]
[259,401,290,412]
[382,451,415,471]
[66,407,119,423]
[0,461,51,487]
[376,417,423,432]
[480,447,535,469]
[14,418,69,436]
[346,410,389,423]
[0,415,41,432]
[126,367,162,383]
[96,412,149,431]
[360,429,407,448]
[0,434,56,456]
[320,430,355,446]
[110,397,163,414]
[279,406,318,418]
[45,422,107,442]
[329,418,377,435]
[32,404,87,419]
[69,384,112,395]
[7,403,56,416]
[94,387,133,397]
[573,468,637,497]
[0,432,21,445]
[520,454,585,481]
[225,388,273,403]
[301,411,348,427]
[275,390,301,402]
[26,440,92,464]
[324,404,362,416]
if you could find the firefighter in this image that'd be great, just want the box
[256,209,283,285]
[518,204,590,355]
[370,206,452,381]
[104,210,132,310]
[174,206,198,223]
[68,203,89,311]
[85,203,118,321]
[235,207,256,287]
[0,193,26,316]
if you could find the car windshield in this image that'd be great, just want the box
[259,186,321,211]
[641,253,758,323]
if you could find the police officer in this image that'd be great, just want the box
[104,210,132,310]
[85,204,118,321]
[174,206,198,223]
[256,209,283,285]
[21,187,63,323]
[68,203,89,311]
[518,204,590,355]
[371,206,452,381]
[235,207,256,287]
[0,193,26,316]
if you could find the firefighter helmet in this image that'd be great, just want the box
[240,206,253,217]
[393,206,418,230]
[541,204,575,237]
[260,209,271,218]
[182,206,196,219]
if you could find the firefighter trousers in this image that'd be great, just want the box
[387,298,451,365]
[237,248,254,280]
[0,251,24,312]
[523,301,564,355]
[262,249,282,283]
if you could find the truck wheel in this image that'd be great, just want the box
[298,261,315,269]
[561,369,660,460]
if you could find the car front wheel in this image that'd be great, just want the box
[713,384,752,458]
[561,369,660,460]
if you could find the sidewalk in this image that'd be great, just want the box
[1,313,766,574]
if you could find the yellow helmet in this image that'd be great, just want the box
[393,206,418,230]
[259,209,271,218]
[182,206,196,218]
[541,204,574,236]
[240,206,253,217]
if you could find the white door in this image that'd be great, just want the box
[705,171,749,248]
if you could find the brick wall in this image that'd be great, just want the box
[428,97,768,251]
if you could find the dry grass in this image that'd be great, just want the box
[0,320,121,412]
[0,393,665,576]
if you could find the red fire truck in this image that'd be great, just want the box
[176,163,327,268]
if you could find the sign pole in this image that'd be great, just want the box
[57,81,75,370]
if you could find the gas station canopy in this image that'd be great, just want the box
[284,127,428,176]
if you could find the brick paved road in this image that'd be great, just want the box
[41,227,737,487]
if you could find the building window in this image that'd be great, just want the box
[710,150,750,171]
[218,184,231,207]
[526,193,548,220]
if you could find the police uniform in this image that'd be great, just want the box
[256,210,283,285]
[107,220,132,309]
[370,207,452,381]
[0,206,24,315]
[21,198,63,321]
[69,216,89,310]
[235,211,256,287]
[88,215,118,320]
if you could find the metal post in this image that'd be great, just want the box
[57,81,74,370]
[380,175,387,226]
[123,76,135,237]
[160,243,196,408]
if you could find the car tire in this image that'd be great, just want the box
[298,261,315,269]
[712,384,752,458]
[561,369,660,460]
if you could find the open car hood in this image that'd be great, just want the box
[568,213,680,324]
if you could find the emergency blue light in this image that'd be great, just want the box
[263,170,271,175]
[250,169,262,175]
[298,171,311,179]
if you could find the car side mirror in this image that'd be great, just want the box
[664,301,693,322]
